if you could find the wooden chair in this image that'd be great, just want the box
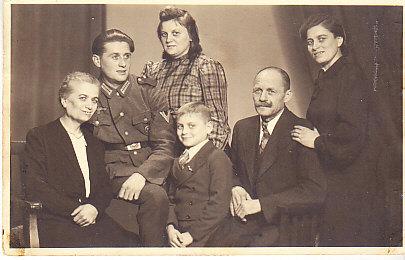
[278,203,322,246]
[10,141,42,248]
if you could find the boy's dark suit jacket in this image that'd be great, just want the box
[168,141,232,247]
[24,119,128,247]
[229,108,327,245]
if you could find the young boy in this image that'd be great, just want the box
[166,101,233,247]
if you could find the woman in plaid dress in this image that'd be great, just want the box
[142,6,230,151]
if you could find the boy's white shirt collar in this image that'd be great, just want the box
[259,108,284,142]
[183,139,209,163]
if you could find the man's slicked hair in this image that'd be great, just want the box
[92,29,135,56]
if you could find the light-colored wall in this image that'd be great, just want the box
[105,5,313,131]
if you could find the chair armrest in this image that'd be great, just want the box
[23,200,42,211]
[22,200,42,248]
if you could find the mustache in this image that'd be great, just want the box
[255,102,272,107]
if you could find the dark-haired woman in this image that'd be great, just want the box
[291,14,385,246]
[142,6,230,151]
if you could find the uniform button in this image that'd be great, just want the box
[116,92,120,96]
[186,215,191,219]
[124,131,129,135]
[143,117,148,122]
[189,201,193,206]
[94,121,100,126]
[133,151,138,155]
[119,112,125,117]
[78,198,82,203]
[144,126,149,132]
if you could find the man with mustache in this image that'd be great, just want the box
[89,29,176,246]
[208,67,326,246]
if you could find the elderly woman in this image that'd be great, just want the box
[291,14,385,246]
[142,6,230,151]
[24,72,134,247]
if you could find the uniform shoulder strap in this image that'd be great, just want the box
[137,76,157,88]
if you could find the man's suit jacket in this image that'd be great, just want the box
[231,108,327,226]
[25,119,112,220]
[168,141,233,246]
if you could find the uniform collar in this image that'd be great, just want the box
[314,56,347,97]
[100,78,131,99]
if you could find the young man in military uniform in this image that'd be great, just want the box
[89,29,175,246]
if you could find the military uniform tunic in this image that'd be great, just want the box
[89,74,175,185]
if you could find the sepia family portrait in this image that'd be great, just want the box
[3,0,403,255]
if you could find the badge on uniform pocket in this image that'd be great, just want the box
[159,111,170,123]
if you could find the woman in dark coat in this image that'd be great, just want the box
[24,72,134,247]
[291,14,385,246]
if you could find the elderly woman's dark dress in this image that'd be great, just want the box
[308,56,385,246]
[25,121,135,247]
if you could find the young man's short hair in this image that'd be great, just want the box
[92,29,135,56]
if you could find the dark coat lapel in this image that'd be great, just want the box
[257,109,292,179]
[53,120,86,185]
[172,141,216,188]
[243,116,261,186]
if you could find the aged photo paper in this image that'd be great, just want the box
[2,0,404,256]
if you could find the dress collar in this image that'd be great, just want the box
[165,53,192,66]
[321,55,347,79]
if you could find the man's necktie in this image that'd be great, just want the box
[259,120,270,154]
[178,149,190,168]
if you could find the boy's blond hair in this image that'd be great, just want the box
[176,101,211,122]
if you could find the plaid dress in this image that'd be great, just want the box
[142,53,230,149]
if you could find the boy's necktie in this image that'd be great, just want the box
[178,149,190,168]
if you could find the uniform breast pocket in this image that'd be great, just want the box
[132,111,152,135]
[91,113,111,135]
